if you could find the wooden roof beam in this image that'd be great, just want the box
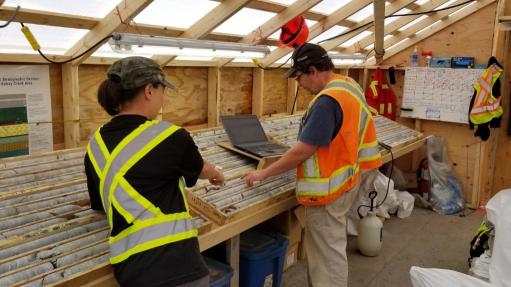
[260,0,373,67]
[320,0,420,53]
[365,0,496,65]
[216,0,323,68]
[341,0,452,54]
[0,6,97,29]
[153,0,252,67]
[64,0,153,66]
[373,0,386,65]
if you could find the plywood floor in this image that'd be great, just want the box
[281,207,485,287]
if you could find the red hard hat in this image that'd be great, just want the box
[279,15,309,48]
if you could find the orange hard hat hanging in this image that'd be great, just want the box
[279,15,309,48]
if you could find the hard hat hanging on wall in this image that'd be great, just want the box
[279,15,309,49]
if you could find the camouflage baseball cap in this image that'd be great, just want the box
[107,56,176,90]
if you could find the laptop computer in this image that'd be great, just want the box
[220,115,290,157]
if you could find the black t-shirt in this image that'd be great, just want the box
[84,115,208,287]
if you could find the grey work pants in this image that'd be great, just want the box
[305,179,361,287]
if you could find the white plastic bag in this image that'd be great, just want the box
[386,165,407,191]
[397,191,415,218]
[486,189,511,287]
[427,136,466,214]
[410,266,495,287]
[469,253,491,282]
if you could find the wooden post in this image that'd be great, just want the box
[208,67,221,127]
[252,68,264,118]
[287,78,297,115]
[156,108,163,121]
[411,119,421,171]
[373,0,386,65]
[62,63,80,149]
[362,68,369,93]
[227,234,240,287]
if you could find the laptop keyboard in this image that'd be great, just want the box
[244,143,287,152]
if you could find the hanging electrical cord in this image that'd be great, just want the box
[357,142,394,219]
[20,22,113,64]
[317,0,476,44]
[291,86,300,115]
[0,5,20,28]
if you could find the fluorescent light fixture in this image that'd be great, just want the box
[328,53,367,65]
[108,32,271,59]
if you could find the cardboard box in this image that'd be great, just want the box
[283,243,299,271]
[262,207,303,246]
[430,57,452,68]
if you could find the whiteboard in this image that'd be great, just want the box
[401,67,484,124]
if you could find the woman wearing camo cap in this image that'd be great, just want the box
[84,56,224,287]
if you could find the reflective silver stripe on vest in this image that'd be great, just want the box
[358,145,380,159]
[475,66,499,107]
[304,156,315,178]
[88,134,110,215]
[297,167,357,193]
[324,81,371,111]
[113,180,156,221]
[358,108,369,145]
[105,122,172,222]
[90,122,174,222]
[109,217,195,259]
[471,100,502,114]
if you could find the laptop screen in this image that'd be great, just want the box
[221,115,268,145]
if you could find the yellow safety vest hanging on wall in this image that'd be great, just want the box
[87,120,197,264]
[470,64,503,125]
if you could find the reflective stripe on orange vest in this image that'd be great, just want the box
[297,75,382,205]
[470,64,503,124]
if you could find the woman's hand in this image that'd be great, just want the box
[241,170,269,187]
[209,169,225,186]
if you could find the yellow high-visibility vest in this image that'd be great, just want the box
[87,120,197,264]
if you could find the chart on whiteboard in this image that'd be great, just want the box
[402,67,484,124]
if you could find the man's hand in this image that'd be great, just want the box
[241,169,269,187]
[209,169,225,186]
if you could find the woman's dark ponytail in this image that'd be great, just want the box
[98,79,122,116]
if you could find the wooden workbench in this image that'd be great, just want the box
[48,137,427,287]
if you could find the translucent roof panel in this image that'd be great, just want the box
[347,2,390,22]
[448,1,476,16]
[3,0,121,18]
[348,4,374,21]
[310,0,352,15]
[363,35,394,50]
[0,23,88,55]
[415,0,430,5]
[270,0,297,4]
[340,31,373,47]
[134,0,219,29]
[91,43,152,58]
[267,20,318,40]
[385,8,411,25]
[213,8,276,36]
[436,0,458,10]
[310,26,349,44]
[398,15,428,31]
[174,56,214,61]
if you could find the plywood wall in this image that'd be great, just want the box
[375,3,497,202]
[219,68,253,116]
[263,68,287,115]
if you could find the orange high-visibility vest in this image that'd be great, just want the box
[365,67,397,120]
[469,64,503,125]
[296,75,382,206]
